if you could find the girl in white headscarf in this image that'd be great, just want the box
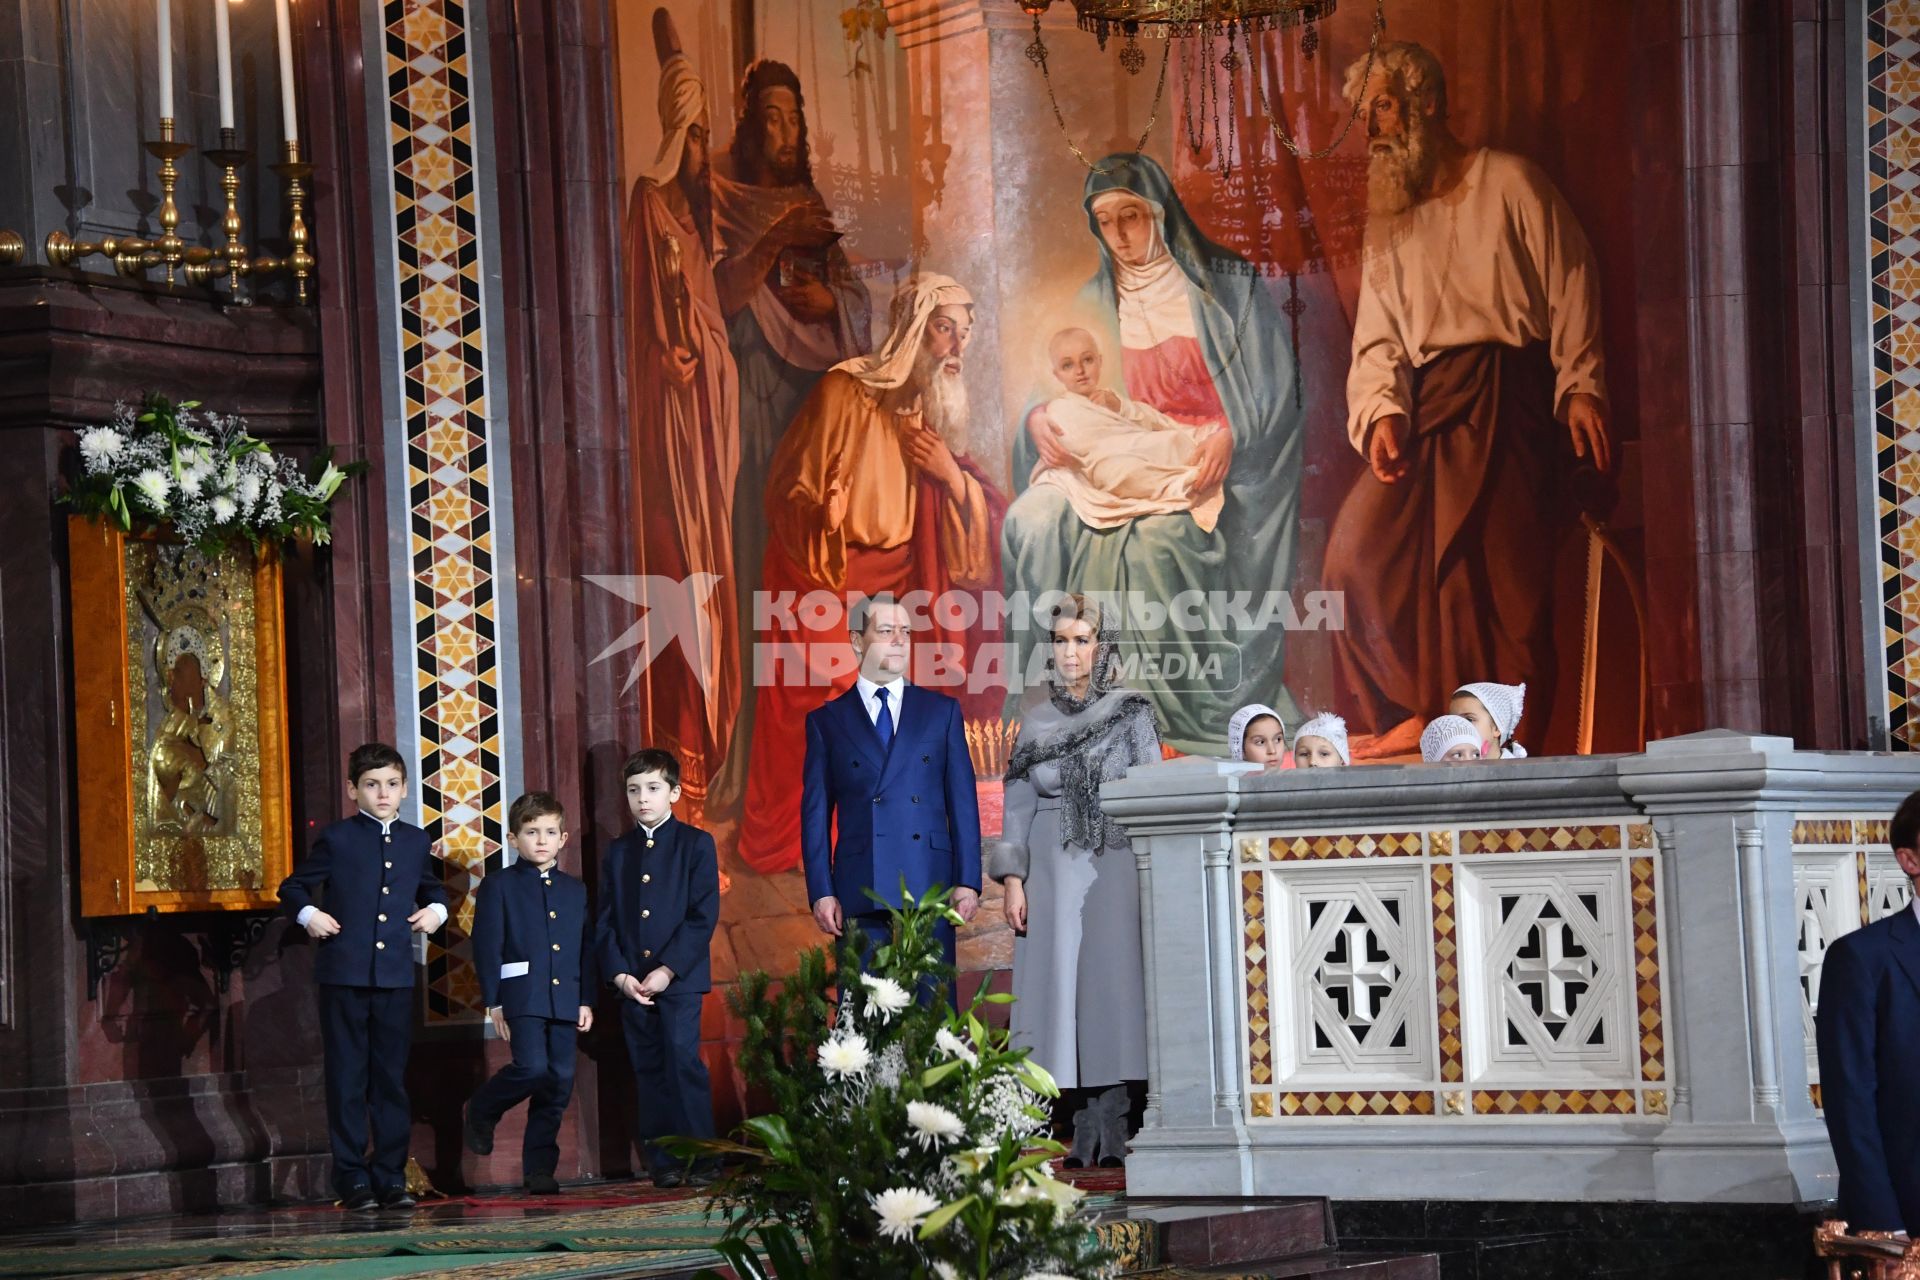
[1422,715,1489,764]
[1449,681,1529,758]
[1227,703,1288,767]
[1292,713,1350,768]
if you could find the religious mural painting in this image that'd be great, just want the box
[610,0,1651,984]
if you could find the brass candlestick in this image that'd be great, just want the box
[268,140,315,304]
[0,231,23,266]
[201,128,251,302]
[142,118,193,284]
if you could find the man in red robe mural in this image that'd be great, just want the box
[738,274,1006,875]
[622,11,741,810]
[1322,41,1614,756]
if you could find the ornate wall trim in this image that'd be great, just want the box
[1863,3,1920,748]
[362,0,524,1025]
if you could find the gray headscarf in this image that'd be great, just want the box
[1005,598,1160,851]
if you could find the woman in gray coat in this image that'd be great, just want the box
[989,592,1161,1161]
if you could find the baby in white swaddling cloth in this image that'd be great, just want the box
[1029,326,1227,533]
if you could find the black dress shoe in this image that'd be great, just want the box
[463,1105,495,1156]
[523,1173,560,1195]
[653,1168,685,1189]
[683,1166,720,1189]
[377,1186,418,1209]
[342,1186,379,1212]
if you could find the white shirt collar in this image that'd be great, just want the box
[856,673,906,708]
[639,818,670,840]
[1911,897,1920,929]
[358,808,395,835]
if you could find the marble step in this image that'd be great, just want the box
[1142,1251,1442,1279]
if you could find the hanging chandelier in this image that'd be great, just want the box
[1062,0,1338,38]
[1020,0,1384,176]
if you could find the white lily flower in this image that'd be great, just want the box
[935,1027,978,1066]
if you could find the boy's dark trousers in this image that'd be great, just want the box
[319,983,415,1196]
[618,993,714,1177]
[468,1017,579,1177]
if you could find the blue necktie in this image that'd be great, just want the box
[874,686,894,750]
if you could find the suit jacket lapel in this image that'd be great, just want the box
[1889,906,1920,1000]
[876,685,930,786]
[835,688,889,774]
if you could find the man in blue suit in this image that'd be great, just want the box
[1817,788,1920,1235]
[802,593,982,982]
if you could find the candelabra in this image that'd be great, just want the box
[47,122,315,305]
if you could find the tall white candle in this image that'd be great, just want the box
[158,0,174,119]
[273,0,297,144]
[212,0,235,130]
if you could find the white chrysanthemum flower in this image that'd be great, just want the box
[906,1101,966,1151]
[818,1033,871,1080]
[178,465,206,497]
[132,468,170,512]
[933,1263,960,1280]
[78,427,125,474]
[869,1186,941,1243]
[859,973,912,1023]
[935,1027,978,1066]
[210,495,237,523]
[1021,1273,1078,1280]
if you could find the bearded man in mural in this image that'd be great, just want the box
[1003,155,1305,753]
[623,10,740,807]
[1322,41,1613,754]
[711,59,873,803]
[737,275,1006,875]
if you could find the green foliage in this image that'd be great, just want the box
[682,885,1112,1280]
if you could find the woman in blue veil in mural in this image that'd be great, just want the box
[1003,153,1302,751]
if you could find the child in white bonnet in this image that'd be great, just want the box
[1449,681,1529,758]
[1422,715,1488,764]
[1292,713,1349,768]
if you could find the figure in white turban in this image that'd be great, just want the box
[738,275,1007,873]
[623,8,740,810]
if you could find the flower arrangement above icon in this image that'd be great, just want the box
[66,393,364,554]
[679,888,1113,1280]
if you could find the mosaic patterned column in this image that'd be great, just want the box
[365,0,523,1024]
[1868,2,1920,747]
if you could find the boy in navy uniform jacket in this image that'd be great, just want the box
[278,743,448,1211]
[464,791,595,1194]
[595,748,721,1187]
[1817,787,1920,1235]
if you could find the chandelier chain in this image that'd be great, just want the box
[1251,0,1385,160]
[1033,14,1175,175]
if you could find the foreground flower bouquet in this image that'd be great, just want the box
[685,885,1113,1280]
[66,393,364,554]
